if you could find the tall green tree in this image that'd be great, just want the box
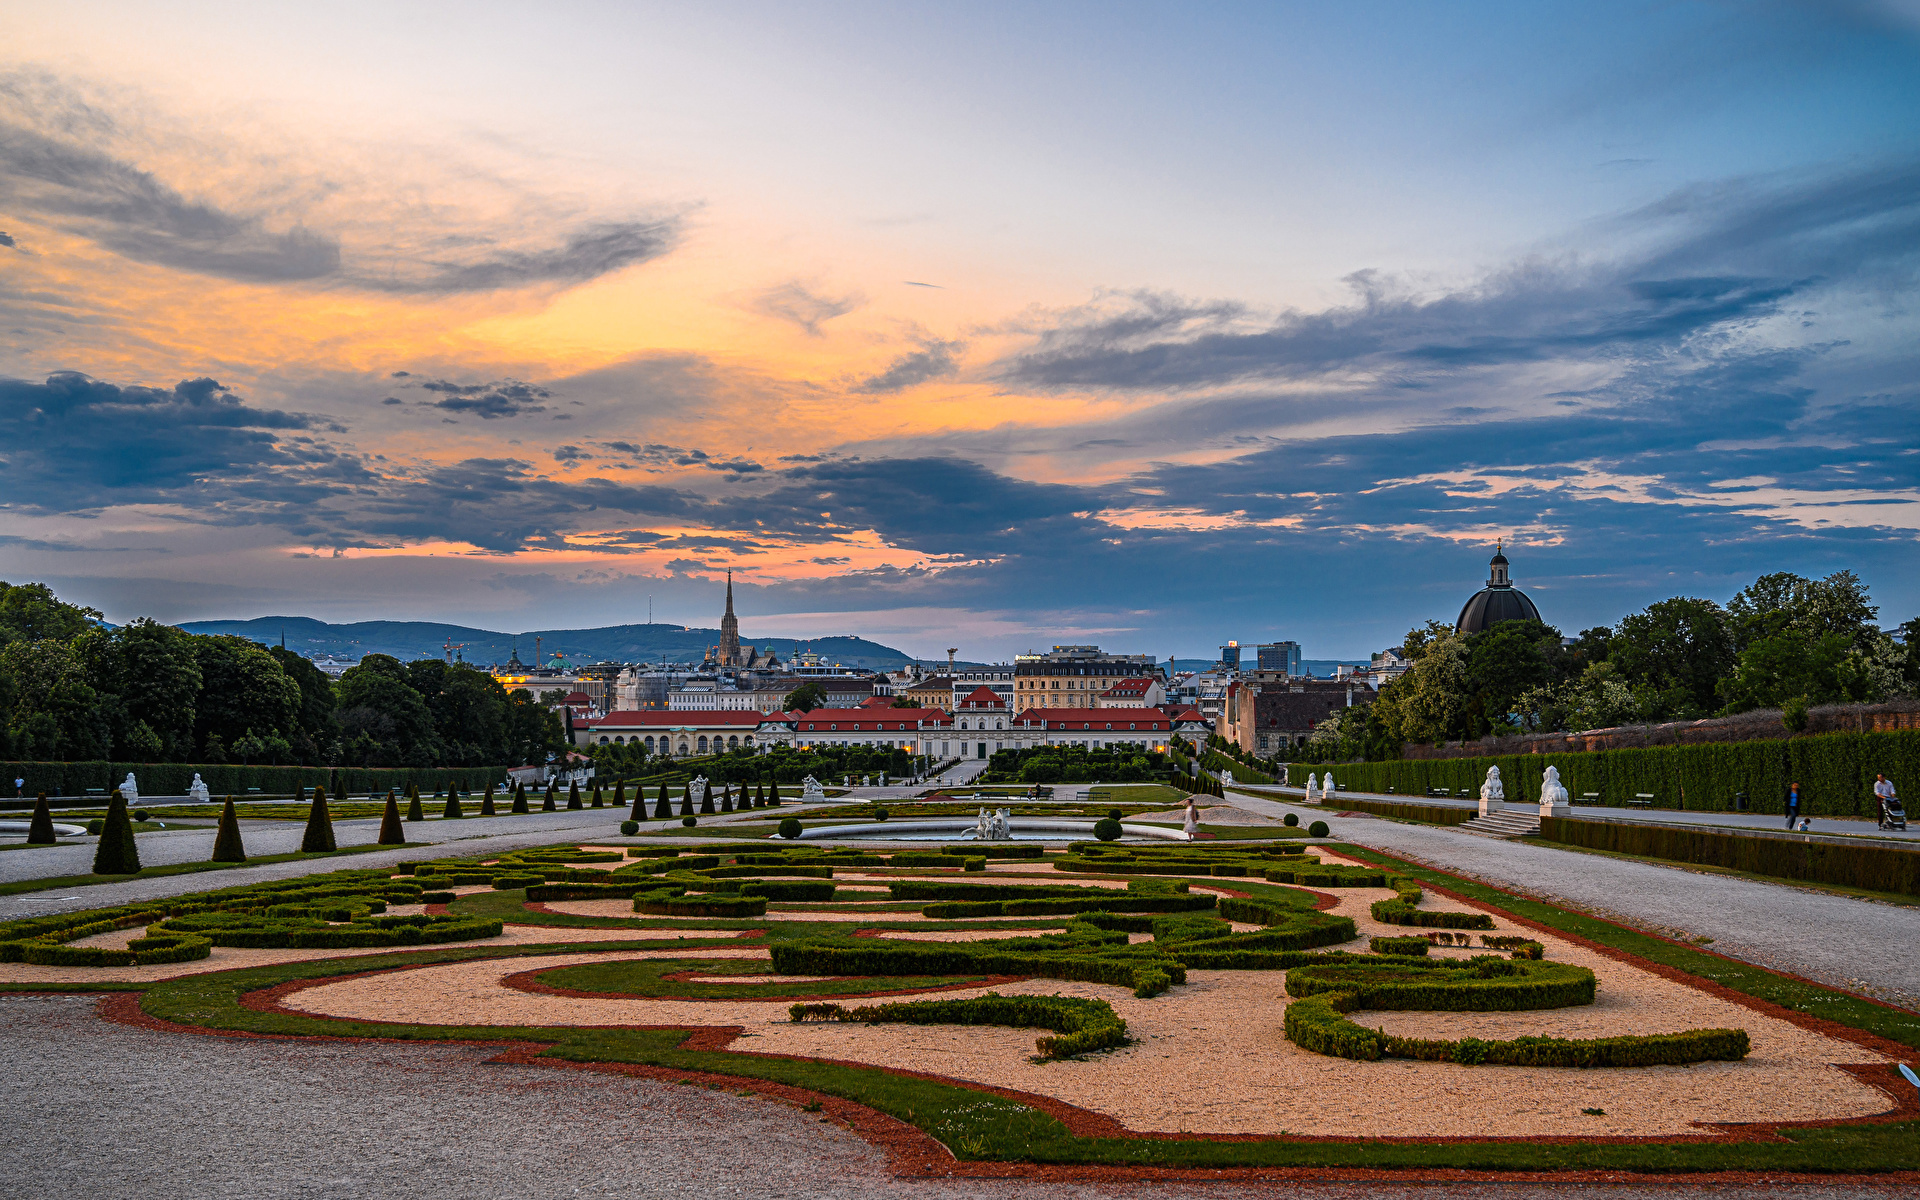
[1608,597,1733,719]
[194,635,301,759]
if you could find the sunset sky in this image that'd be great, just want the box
[3,1,1917,660]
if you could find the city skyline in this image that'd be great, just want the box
[4,2,1918,660]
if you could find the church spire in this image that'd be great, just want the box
[725,570,734,617]
[718,570,741,667]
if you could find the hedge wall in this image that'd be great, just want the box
[1310,728,1920,817]
[0,760,513,798]
[1307,796,1475,826]
[1539,816,1920,897]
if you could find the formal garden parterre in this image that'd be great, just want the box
[2,835,1915,1181]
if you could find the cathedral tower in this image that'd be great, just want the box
[719,571,741,667]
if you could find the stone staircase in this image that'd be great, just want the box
[1457,807,1541,839]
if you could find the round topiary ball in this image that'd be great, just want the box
[620,820,639,835]
[778,816,803,839]
[1107,808,1122,821]
[1093,817,1123,841]
[1308,820,1329,837]
[871,808,889,821]
[1283,812,1299,827]
[682,815,698,827]
[133,809,149,822]
[86,819,104,835]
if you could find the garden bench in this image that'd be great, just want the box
[1576,792,1601,806]
[1627,794,1654,809]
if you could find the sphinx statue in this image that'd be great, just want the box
[1539,765,1571,818]
[1479,765,1505,816]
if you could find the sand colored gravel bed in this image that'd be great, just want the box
[281,910,1896,1141]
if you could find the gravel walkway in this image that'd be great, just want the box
[1224,793,1920,1009]
[3,996,1904,1199]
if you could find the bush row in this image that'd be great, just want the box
[789,991,1127,1059]
[1369,897,1495,930]
[1314,728,1920,817]
[1540,816,1920,896]
[1303,796,1476,826]
[1,760,508,798]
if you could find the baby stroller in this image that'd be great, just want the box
[1879,795,1907,832]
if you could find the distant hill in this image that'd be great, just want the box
[177,616,936,671]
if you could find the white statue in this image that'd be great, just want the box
[1539,765,1571,818]
[689,775,708,809]
[118,772,138,803]
[1479,765,1505,817]
[1220,770,1235,787]
[992,808,1011,839]
[1304,773,1320,803]
[801,775,826,801]
[974,806,991,840]
[186,773,211,803]
[1182,796,1199,839]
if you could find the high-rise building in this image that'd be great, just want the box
[1219,641,1241,670]
[1257,641,1301,675]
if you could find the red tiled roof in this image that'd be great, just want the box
[796,707,943,733]
[958,685,1006,708]
[1102,678,1154,694]
[1011,707,1168,731]
[562,691,594,705]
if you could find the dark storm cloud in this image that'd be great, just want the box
[749,281,862,335]
[596,441,763,474]
[995,160,1920,392]
[0,231,18,248]
[0,74,680,292]
[419,379,551,419]
[852,336,965,394]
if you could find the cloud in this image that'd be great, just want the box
[419,379,551,418]
[0,230,16,248]
[595,441,762,473]
[852,334,966,394]
[749,281,862,335]
[0,72,679,292]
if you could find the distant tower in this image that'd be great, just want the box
[719,571,741,667]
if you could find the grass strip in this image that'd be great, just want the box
[0,844,399,897]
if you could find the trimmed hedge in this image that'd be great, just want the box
[939,844,1044,858]
[770,941,1185,995]
[1370,936,1431,956]
[0,760,508,799]
[790,991,1127,1060]
[156,911,503,948]
[1309,796,1475,826]
[921,894,1216,919]
[1540,816,1920,896]
[887,853,986,869]
[1316,728,1920,817]
[634,894,767,918]
[740,881,839,902]
[1370,896,1495,930]
[1262,866,1390,887]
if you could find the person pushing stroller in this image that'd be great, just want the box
[1875,774,1906,832]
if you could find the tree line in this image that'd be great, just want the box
[0,582,569,769]
[1297,570,1919,762]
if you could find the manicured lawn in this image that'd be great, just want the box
[0,843,398,896]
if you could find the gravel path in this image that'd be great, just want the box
[3,996,1903,1199]
[1225,793,1920,1009]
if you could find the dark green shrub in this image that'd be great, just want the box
[405,790,424,822]
[778,817,803,839]
[377,791,405,845]
[209,798,247,863]
[26,794,55,845]
[301,787,337,853]
[1093,817,1123,841]
[871,807,889,821]
[1308,820,1329,837]
[481,782,497,816]
[1369,896,1495,929]
[1539,816,1920,896]
[1370,936,1430,956]
[132,809,148,822]
[512,783,530,814]
[682,815,698,827]
[790,991,1127,1060]
[741,880,837,902]
[620,820,639,835]
[86,819,103,835]
[963,857,986,872]
[653,786,672,820]
[1283,812,1299,827]
[91,792,141,875]
[443,790,464,820]
[568,781,583,810]
[634,893,766,918]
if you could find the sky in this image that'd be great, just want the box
[2,0,1917,662]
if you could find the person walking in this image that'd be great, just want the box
[1874,774,1898,828]
[1784,781,1803,829]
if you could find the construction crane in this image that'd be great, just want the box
[441,638,466,663]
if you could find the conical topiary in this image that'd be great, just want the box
[209,797,247,863]
[301,785,337,853]
[767,781,781,807]
[590,783,604,808]
[699,785,714,815]
[543,782,557,812]
[92,790,141,874]
[653,783,672,820]
[614,780,626,812]
[406,788,424,822]
[26,793,55,845]
[567,781,582,810]
[719,785,732,814]
[377,790,406,844]
[511,781,529,813]
[678,783,693,817]
[481,781,497,816]
[443,788,464,820]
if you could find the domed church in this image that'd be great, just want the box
[1455,543,1542,635]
